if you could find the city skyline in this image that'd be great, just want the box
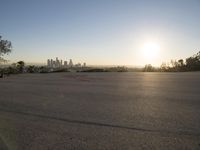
[47,57,86,68]
[1,0,200,66]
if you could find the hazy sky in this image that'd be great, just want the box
[1,0,200,66]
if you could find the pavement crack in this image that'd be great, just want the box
[0,108,199,137]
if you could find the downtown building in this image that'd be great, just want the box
[47,58,86,68]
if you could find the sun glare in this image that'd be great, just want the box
[142,42,160,60]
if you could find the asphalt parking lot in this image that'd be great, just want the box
[0,72,200,150]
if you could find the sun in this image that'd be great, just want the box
[142,42,160,60]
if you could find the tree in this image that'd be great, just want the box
[0,36,12,63]
[186,51,200,71]
[177,59,185,71]
[27,65,36,73]
[160,62,169,72]
[17,61,25,73]
[143,64,155,72]
[178,59,184,67]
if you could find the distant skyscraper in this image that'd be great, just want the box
[64,61,68,67]
[56,57,59,68]
[47,58,85,69]
[50,59,53,68]
[69,59,73,67]
[53,61,56,68]
[47,59,51,67]
[60,60,63,67]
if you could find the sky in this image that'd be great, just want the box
[1,0,200,66]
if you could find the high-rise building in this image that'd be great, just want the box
[53,61,56,68]
[47,58,86,69]
[60,60,63,67]
[64,61,68,67]
[50,59,53,68]
[56,57,59,68]
[47,59,51,67]
[69,59,73,67]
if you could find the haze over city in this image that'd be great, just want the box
[1,0,200,66]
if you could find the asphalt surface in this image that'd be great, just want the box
[0,72,200,150]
